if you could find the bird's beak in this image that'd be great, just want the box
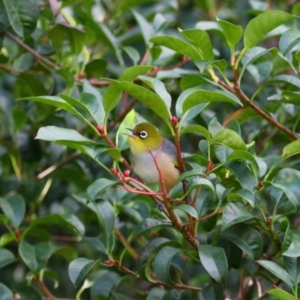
[124,128,136,138]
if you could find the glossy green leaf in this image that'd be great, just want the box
[183,89,242,114]
[68,258,99,286]
[19,240,53,273]
[282,229,300,257]
[217,19,243,52]
[257,260,293,288]
[227,188,255,208]
[211,129,246,151]
[91,200,115,241]
[179,103,209,126]
[150,36,201,60]
[222,224,263,259]
[103,65,152,115]
[3,0,38,37]
[90,270,122,297]
[122,46,140,65]
[0,248,16,269]
[0,283,13,300]
[244,11,296,48]
[132,10,154,45]
[269,288,297,300]
[225,161,258,190]
[240,47,277,80]
[174,204,198,219]
[131,218,170,240]
[180,124,211,142]
[283,256,300,285]
[36,126,98,145]
[222,202,254,231]
[87,178,117,200]
[279,29,300,56]
[198,245,228,282]
[283,140,300,160]
[152,246,182,283]
[180,29,214,60]
[271,168,300,208]
[0,194,25,228]
[137,237,170,276]
[138,75,172,110]
[20,96,89,125]
[117,81,171,122]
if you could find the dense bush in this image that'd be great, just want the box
[1,0,300,299]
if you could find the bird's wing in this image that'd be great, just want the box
[161,138,179,168]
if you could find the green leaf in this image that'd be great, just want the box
[132,10,154,45]
[244,11,296,48]
[117,81,171,123]
[222,202,254,231]
[68,258,99,286]
[102,65,152,116]
[283,140,300,160]
[271,168,300,208]
[174,204,198,218]
[0,283,13,300]
[180,124,212,142]
[227,188,255,208]
[279,29,300,56]
[0,194,25,228]
[183,89,242,114]
[269,288,297,300]
[180,29,214,60]
[150,35,201,60]
[257,260,293,288]
[60,92,104,125]
[283,256,300,285]
[240,47,278,80]
[282,229,300,258]
[87,178,117,200]
[198,245,228,282]
[87,199,115,242]
[222,224,263,259]
[217,19,243,52]
[211,129,246,151]
[20,96,90,126]
[35,126,98,145]
[3,0,39,37]
[138,75,172,110]
[137,237,170,276]
[122,46,140,65]
[152,246,182,283]
[0,248,16,269]
[19,240,53,273]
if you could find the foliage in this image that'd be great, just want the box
[1,0,300,299]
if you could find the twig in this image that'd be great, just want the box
[37,152,80,179]
[4,30,60,70]
[104,259,202,292]
[114,228,138,259]
[190,208,223,224]
[34,275,56,300]
[217,77,298,141]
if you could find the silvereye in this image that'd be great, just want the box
[126,122,180,189]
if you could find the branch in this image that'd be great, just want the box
[4,30,60,70]
[114,228,138,259]
[104,259,202,292]
[217,77,299,141]
[34,275,56,300]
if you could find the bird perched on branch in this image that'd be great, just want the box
[126,122,180,189]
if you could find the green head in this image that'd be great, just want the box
[126,122,163,154]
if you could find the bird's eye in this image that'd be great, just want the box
[139,131,148,139]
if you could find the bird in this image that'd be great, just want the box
[126,122,180,189]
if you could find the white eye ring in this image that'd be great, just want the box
[139,131,148,139]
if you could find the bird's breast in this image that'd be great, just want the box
[131,150,180,189]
